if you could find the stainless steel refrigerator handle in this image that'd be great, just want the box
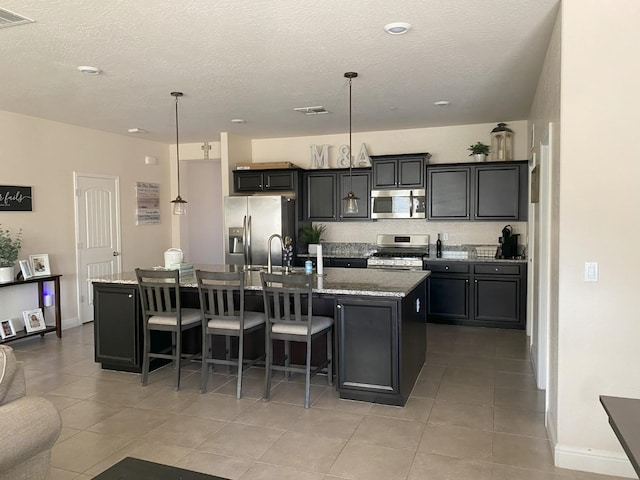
[242,215,248,264]
[247,215,252,266]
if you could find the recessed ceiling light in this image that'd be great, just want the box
[434,100,450,107]
[231,119,246,124]
[127,128,147,133]
[77,66,101,75]
[384,22,411,35]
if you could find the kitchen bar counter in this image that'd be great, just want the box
[91,265,428,406]
[91,265,429,298]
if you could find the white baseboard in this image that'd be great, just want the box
[61,317,81,330]
[554,443,637,478]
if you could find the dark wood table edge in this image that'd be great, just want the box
[91,457,229,480]
[600,395,640,477]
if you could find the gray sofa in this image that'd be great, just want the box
[0,345,62,480]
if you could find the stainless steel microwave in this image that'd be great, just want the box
[371,189,426,219]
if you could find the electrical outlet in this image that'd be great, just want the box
[442,233,449,241]
[584,262,598,282]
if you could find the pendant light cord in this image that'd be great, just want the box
[174,94,181,197]
[348,75,353,192]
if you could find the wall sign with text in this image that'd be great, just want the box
[0,186,32,211]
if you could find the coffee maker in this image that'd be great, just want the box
[497,225,519,259]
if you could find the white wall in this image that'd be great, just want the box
[555,1,640,477]
[252,121,529,168]
[0,110,171,328]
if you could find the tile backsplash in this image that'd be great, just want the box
[321,219,528,247]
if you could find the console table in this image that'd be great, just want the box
[600,395,640,477]
[0,274,62,343]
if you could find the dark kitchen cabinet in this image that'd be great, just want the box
[426,160,528,222]
[425,262,470,322]
[473,264,525,327]
[303,169,371,221]
[295,257,368,269]
[371,153,430,189]
[427,167,471,220]
[424,261,526,329]
[336,277,426,406]
[233,169,298,193]
[93,284,142,372]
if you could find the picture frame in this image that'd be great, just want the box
[19,259,34,279]
[0,319,16,340]
[29,254,51,276]
[23,308,46,333]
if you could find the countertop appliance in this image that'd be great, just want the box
[224,195,295,268]
[367,234,430,270]
[164,248,183,269]
[498,224,520,259]
[371,189,426,219]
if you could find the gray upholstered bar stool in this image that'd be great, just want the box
[260,272,333,408]
[135,268,201,390]
[196,270,265,397]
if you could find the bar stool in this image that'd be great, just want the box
[260,272,333,408]
[196,270,265,397]
[135,268,201,390]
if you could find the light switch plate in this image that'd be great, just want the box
[584,262,598,282]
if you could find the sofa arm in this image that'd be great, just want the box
[0,396,62,472]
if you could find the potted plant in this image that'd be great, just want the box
[301,223,326,254]
[0,225,22,283]
[468,142,490,162]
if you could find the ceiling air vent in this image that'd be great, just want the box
[0,7,34,29]
[293,106,329,116]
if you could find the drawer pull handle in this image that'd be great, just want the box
[128,294,133,298]
[495,268,499,272]
[445,266,449,270]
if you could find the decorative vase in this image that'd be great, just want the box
[473,154,486,162]
[0,266,14,283]
[308,244,319,255]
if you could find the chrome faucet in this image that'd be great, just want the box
[267,234,283,273]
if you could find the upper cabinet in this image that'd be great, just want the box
[371,153,430,189]
[427,160,528,221]
[233,169,298,193]
[303,168,371,221]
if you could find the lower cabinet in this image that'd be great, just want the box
[93,284,142,372]
[336,279,427,406]
[425,261,526,329]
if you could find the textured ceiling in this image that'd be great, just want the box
[1,0,560,143]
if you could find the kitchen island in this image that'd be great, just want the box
[91,266,429,406]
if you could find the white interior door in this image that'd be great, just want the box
[74,173,121,323]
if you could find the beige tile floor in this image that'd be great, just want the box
[10,323,629,480]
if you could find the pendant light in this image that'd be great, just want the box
[170,91,187,215]
[343,72,359,214]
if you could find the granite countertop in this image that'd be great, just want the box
[90,264,429,298]
[423,255,527,264]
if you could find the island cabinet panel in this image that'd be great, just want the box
[93,284,141,372]
[336,278,426,406]
[337,299,400,397]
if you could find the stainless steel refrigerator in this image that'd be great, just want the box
[224,195,296,267]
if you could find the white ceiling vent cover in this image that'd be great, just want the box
[0,7,34,29]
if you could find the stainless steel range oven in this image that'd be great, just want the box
[367,234,430,270]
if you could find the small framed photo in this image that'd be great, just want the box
[19,259,33,279]
[30,254,51,276]
[0,319,16,340]
[23,308,46,333]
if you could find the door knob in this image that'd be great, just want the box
[113,251,120,256]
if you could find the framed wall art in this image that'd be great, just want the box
[23,308,46,333]
[30,254,51,276]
